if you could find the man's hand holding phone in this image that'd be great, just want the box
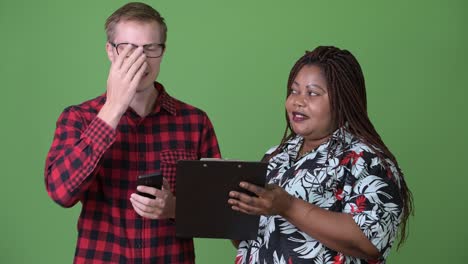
[136,172,163,198]
[130,173,176,220]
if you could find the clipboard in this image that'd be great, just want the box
[175,159,267,240]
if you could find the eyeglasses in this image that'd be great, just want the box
[110,42,166,58]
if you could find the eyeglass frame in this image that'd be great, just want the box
[109,42,166,58]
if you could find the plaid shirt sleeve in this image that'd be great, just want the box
[198,112,221,159]
[44,106,116,207]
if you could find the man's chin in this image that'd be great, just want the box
[136,82,155,93]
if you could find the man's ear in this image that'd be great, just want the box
[106,42,115,62]
[160,46,166,60]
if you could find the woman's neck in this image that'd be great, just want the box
[300,134,331,154]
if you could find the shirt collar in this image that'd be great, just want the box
[152,82,177,116]
[281,127,352,156]
[99,82,178,117]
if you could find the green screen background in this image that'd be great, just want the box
[1,0,467,263]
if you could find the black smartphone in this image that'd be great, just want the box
[136,172,163,199]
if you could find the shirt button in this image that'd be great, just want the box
[135,242,142,248]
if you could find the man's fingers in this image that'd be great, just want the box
[131,194,162,213]
[130,195,149,212]
[136,186,158,198]
[129,62,147,89]
[106,45,145,110]
[127,56,147,82]
[162,178,171,191]
[136,186,168,210]
[113,43,134,70]
[120,46,144,73]
[131,201,160,219]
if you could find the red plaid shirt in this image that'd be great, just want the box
[45,83,221,263]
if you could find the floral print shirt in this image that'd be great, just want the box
[236,128,403,264]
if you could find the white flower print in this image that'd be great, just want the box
[236,129,403,264]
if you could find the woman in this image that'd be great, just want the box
[228,46,413,263]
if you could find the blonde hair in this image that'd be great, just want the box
[105,2,167,43]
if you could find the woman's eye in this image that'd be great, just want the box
[308,92,318,96]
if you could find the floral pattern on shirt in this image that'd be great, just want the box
[236,128,403,264]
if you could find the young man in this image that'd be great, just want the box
[44,2,220,263]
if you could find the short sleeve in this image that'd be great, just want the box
[342,153,403,258]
